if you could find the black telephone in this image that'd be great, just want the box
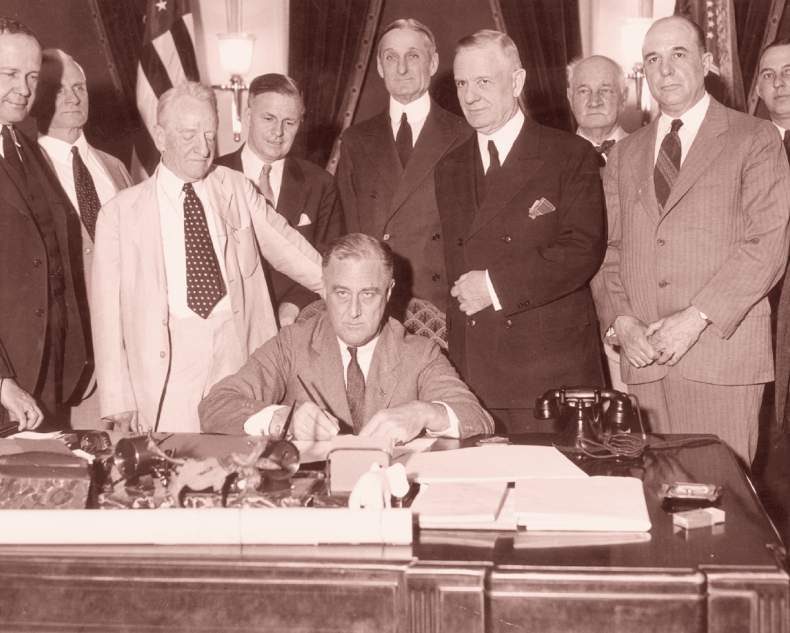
[535,388,644,458]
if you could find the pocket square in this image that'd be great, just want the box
[528,198,556,219]
[297,213,312,227]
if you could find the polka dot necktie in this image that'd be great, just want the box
[72,146,101,241]
[346,346,366,434]
[183,182,226,319]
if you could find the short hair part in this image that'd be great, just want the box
[378,18,437,58]
[157,81,218,127]
[759,37,790,69]
[566,55,626,93]
[322,233,394,282]
[247,73,305,116]
[456,30,522,71]
[0,16,37,39]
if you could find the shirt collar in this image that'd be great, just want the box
[389,91,431,126]
[338,333,380,358]
[157,161,206,199]
[241,141,285,180]
[477,108,525,163]
[772,121,790,138]
[657,92,710,139]
[38,131,88,163]
[575,124,628,146]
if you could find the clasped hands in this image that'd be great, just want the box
[613,306,709,369]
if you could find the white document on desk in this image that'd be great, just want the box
[294,436,437,464]
[397,445,588,483]
[411,480,509,528]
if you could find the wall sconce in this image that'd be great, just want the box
[621,18,653,127]
[212,1,255,142]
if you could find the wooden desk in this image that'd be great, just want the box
[0,434,785,632]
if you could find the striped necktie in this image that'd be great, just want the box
[654,119,683,210]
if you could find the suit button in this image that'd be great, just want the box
[35,308,44,317]
[162,319,167,326]
[502,235,512,243]
[432,274,440,281]
[370,191,378,199]
[33,259,42,267]
[657,239,665,246]
[383,233,390,241]
[432,233,440,241]
[160,351,166,358]
[505,319,513,328]
[468,318,476,327]
[457,238,464,246]
[659,281,668,288]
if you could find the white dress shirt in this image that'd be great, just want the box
[388,91,431,145]
[240,141,285,205]
[654,92,710,166]
[38,132,117,211]
[156,162,231,319]
[244,332,460,438]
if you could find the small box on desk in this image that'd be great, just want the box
[0,451,91,509]
[328,436,393,494]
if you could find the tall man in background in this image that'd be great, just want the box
[215,73,342,326]
[337,19,472,317]
[33,48,133,429]
[567,54,629,393]
[591,16,790,465]
[436,30,606,433]
[0,18,86,431]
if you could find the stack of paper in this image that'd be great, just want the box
[514,476,651,532]
[411,481,509,529]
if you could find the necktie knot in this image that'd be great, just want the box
[595,139,616,156]
[183,182,195,195]
[261,163,272,176]
[348,346,358,359]
[71,146,79,157]
[670,119,683,134]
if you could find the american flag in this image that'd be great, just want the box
[131,0,200,182]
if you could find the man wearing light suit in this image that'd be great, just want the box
[337,19,472,316]
[33,48,133,429]
[591,16,790,466]
[92,82,324,434]
[215,73,343,326]
[200,233,493,441]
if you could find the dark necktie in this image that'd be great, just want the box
[487,140,500,173]
[594,139,616,168]
[783,130,790,164]
[654,119,683,210]
[346,346,366,434]
[71,146,101,241]
[2,125,25,183]
[183,182,226,318]
[258,162,275,207]
[395,111,413,167]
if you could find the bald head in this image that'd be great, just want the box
[567,55,627,143]
[32,48,88,143]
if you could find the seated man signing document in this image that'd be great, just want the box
[199,233,494,442]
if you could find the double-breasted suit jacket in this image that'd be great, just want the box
[198,312,495,437]
[91,165,324,429]
[215,147,343,309]
[337,101,473,314]
[592,98,790,388]
[435,115,606,410]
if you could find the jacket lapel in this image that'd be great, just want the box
[308,314,354,431]
[468,116,544,239]
[630,119,661,226]
[363,321,399,422]
[361,110,402,198]
[0,158,32,220]
[277,158,307,225]
[129,172,168,300]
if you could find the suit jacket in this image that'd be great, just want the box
[91,165,324,429]
[198,312,494,437]
[215,147,342,309]
[337,100,473,313]
[0,129,87,407]
[435,115,606,410]
[592,98,790,388]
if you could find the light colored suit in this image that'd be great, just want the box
[591,97,790,460]
[91,165,323,430]
[199,312,494,437]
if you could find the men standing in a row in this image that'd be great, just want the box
[591,16,790,466]
[567,54,629,394]
[337,19,472,317]
[92,81,324,434]
[33,48,133,429]
[436,30,606,432]
[0,18,86,431]
[215,73,342,326]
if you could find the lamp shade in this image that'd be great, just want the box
[621,18,654,67]
[217,33,256,77]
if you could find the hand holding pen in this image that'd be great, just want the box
[279,375,340,440]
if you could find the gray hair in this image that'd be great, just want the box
[157,81,217,127]
[378,18,437,58]
[566,55,626,93]
[456,30,522,71]
[40,48,86,81]
[322,233,394,282]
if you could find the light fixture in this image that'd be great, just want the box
[621,17,653,127]
[212,0,256,142]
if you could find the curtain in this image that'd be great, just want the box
[494,0,582,133]
[289,0,383,169]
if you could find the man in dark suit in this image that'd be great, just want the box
[199,233,493,441]
[33,48,133,429]
[0,17,86,431]
[336,19,472,317]
[435,30,606,433]
[215,74,341,326]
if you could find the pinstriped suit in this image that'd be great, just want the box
[591,97,790,462]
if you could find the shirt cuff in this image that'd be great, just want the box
[243,405,286,435]
[425,402,460,439]
[485,270,502,311]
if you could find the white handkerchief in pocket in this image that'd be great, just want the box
[528,198,556,219]
[297,213,312,227]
